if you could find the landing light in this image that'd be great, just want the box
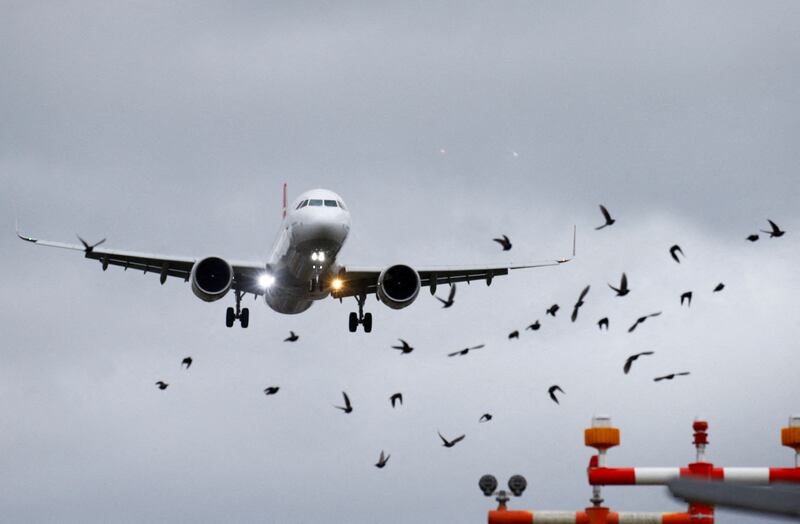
[311,252,318,261]
[258,274,275,288]
[331,278,343,291]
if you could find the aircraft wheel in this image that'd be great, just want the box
[348,312,358,332]
[226,307,235,328]
[363,312,373,333]
[240,308,250,328]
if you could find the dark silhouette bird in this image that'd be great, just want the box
[447,344,485,357]
[375,450,390,468]
[546,304,560,317]
[609,273,630,296]
[391,339,414,354]
[713,283,725,293]
[746,234,759,242]
[548,385,564,404]
[438,431,466,448]
[628,312,662,333]
[493,235,512,251]
[155,381,169,390]
[669,245,685,263]
[181,357,192,369]
[680,291,693,307]
[479,413,493,423]
[761,219,785,238]
[508,330,519,340]
[335,391,353,413]
[526,320,541,331]
[597,317,609,330]
[571,285,590,322]
[623,351,655,374]
[436,284,456,308]
[263,386,280,395]
[390,392,403,408]
[654,372,691,382]
[595,205,615,230]
[284,331,299,342]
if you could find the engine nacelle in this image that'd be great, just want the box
[377,264,420,310]
[190,256,233,302]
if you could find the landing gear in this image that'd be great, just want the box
[226,289,250,328]
[348,294,372,333]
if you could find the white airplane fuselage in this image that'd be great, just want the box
[264,188,351,314]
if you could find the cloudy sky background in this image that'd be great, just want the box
[2,2,799,522]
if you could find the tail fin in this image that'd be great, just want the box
[282,183,288,219]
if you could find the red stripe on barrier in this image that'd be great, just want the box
[769,468,800,482]
[588,468,636,485]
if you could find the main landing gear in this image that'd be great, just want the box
[348,294,372,333]
[226,289,249,328]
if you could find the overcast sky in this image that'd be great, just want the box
[2,2,799,523]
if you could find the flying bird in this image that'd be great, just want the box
[597,317,609,330]
[493,235,512,251]
[155,381,169,390]
[654,372,691,382]
[375,450,390,468]
[436,284,456,308]
[713,283,725,292]
[479,413,493,423]
[181,357,192,369]
[623,351,655,374]
[284,331,299,342]
[390,392,403,408]
[628,312,662,333]
[669,245,685,263]
[609,273,630,296]
[548,385,564,404]
[391,339,414,354]
[335,391,353,413]
[546,304,560,317]
[438,431,466,448]
[595,205,615,230]
[508,330,519,340]
[571,285,590,322]
[447,344,485,357]
[761,219,785,238]
[263,386,280,395]
[746,234,759,242]
[526,320,541,331]
[680,291,693,307]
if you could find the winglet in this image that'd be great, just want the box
[15,216,37,243]
[282,182,288,219]
[556,225,577,264]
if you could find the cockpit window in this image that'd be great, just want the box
[324,199,337,207]
[309,199,323,206]
[337,200,347,210]
[296,200,308,209]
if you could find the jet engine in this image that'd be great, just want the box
[377,264,420,309]
[190,256,233,302]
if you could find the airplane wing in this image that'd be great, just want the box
[17,230,268,296]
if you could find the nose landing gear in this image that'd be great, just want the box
[226,289,249,328]
[348,294,372,333]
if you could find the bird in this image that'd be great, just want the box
[436,284,456,308]
[713,283,725,292]
[680,291,693,307]
[375,450,390,468]
[608,273,630,296]
[628,312,662,333]
[548,385,564,404]
[595,205,615,230]
[438,431,466,448]
[546,304,560,317]
[526,320,541,331]
[669,245,685,263]
[390,392,403,408]
[508,330,519,340]
[479,413,493,423]
[284,331,299,342]
[597,317,609,330]
[181,357,192,369]
[391,339,414,354]
[746,234,759,242]
[654,372,691,382]
[493,235,512,251]
[623,351,655,374]
[761,219,785,238]
[155,381,169,390]
[335,391,353,413]
[263,386,280,395]
[447,344,485,357]
[571,285,590,322]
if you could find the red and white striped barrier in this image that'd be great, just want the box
[488,509,694,524]
[588,466,800,485]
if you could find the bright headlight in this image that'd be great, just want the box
[331,278,343,291]
[311,252,318,261]
[258,274,275,288]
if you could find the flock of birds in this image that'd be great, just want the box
[152,207,786,468]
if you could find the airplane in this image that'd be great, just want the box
[17,185,573,332]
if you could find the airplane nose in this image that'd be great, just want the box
[297,220,349,247]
